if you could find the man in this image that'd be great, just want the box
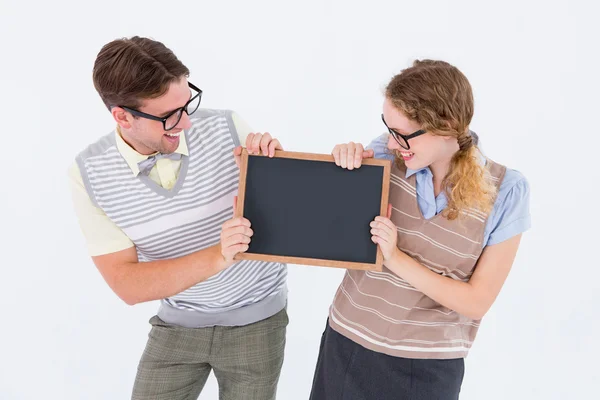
[69,36,288,400]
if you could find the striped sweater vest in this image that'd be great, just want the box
[329,159,506,359]
[77,109,287,327]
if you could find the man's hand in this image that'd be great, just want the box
[234,132,284,167]
[219,196,253,265]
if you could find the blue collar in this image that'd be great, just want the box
[405,166,431,179]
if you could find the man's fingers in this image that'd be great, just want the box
[221,217,251,230]
[232,243,250,254]
[268,139,281,157]
[224,243,250,259]
[251,133,262,154]
[260,133,272,156]
[245,133,256,153]
[233,146,242,168]
[223,233,252,248]
[221,217,249,230]
[222,225,253,240]
[246,133,262,155]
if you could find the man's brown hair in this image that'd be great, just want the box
[93,36,190,110]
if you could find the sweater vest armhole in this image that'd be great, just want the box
[223,110,241,147]
[75,155,99,208]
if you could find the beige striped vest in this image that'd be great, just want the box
[329,159,506,359]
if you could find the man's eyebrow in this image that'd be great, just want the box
[157,90,193,117]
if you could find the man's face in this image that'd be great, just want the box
[117,77,193,155]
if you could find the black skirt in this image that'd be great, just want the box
[309,321,465,400]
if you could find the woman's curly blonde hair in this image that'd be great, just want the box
[386,60,497,220]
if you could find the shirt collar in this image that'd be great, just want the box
[115,126,189,176]
[405,166,430,179]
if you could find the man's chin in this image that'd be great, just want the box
[160,137,180,154]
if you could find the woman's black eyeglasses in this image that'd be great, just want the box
[381,114,426,150]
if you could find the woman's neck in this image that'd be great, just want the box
[430,157,453,197]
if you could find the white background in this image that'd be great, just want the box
[1,0,599,399]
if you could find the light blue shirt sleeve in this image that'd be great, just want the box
[484,169,531,246]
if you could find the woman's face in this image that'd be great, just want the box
[382,98,458,171]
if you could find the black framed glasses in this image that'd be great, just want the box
[119,82,202,131]
[381,114,426,150]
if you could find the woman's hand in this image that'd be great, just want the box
[332,142,374,170]
[370,204,397,260]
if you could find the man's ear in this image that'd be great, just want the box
[111,107,132,129]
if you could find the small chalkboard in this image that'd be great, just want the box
[235,149,391,271]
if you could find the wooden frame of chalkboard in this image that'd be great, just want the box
[234,149,391,271]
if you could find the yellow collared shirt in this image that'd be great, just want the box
[69,112,253,256]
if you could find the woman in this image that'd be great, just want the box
[309,60,531,399]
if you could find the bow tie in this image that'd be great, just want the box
[137,152,183,176]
